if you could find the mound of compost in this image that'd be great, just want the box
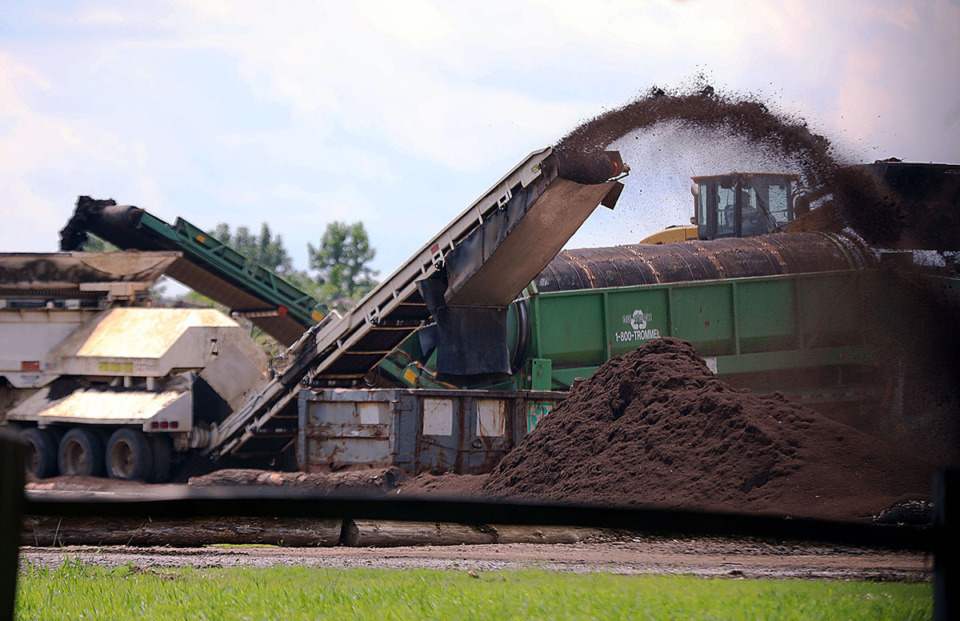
[482,338,932,521]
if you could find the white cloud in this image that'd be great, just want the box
[355,0,453,45]
[831,0,960,162]
[76,8,130,26]
[0,54,100,250]
[861,3,921,28]
[1,0,958,270]
[166,2,590,170]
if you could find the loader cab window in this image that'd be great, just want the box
[695,176,737,239]
[716,186,736,238]
[695,184,710,236]
[694,174,796,240]
[694,180,715,240]
[764,180,792,226]
[747,177,793,235]
[741,186,767,236]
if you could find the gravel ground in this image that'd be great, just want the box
[20,538,931,581]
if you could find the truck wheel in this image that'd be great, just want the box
[59,428,105,477]
[22,428,58,479]
[149,435,172,483]
[106,429,154,481]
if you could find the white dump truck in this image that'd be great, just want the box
[1,252,269,482]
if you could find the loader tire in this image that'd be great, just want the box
[22,427,58,479]
[59,428,105,477]
[106,429,154,481]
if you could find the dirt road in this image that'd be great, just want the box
[21,471,931,582]
[20,538,929,581]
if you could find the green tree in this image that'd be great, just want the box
[80,235,119,252]
[213,222,293,276]
[306,221,378,310]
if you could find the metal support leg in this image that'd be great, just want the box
[934,470,958,621]
[0,429,26,621]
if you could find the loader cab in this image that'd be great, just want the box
[692,173,798,240]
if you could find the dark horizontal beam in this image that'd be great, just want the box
[24,487,933,552]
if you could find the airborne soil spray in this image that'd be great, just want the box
[556,85,835,180]
[555,83,924,247]
[546,83,960,468]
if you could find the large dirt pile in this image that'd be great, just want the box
[482,338,933,521]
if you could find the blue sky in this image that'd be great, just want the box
[1,0,958,282]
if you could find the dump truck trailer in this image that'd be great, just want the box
[0,252,270,481]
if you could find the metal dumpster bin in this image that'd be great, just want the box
[297,388,566,474]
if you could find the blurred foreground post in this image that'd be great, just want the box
[0,429,26,621]
[934,470,958,621]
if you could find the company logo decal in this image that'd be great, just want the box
[616,309,661,342]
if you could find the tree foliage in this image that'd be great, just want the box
[183,219,378,314]
[306,221,378,310]
[213,222,293,276]
[80,235,119,252]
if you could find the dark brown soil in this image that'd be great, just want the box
[556,85,836,189]
[395,471,488,498]
[482,338,933,521]
[59,196,116,251]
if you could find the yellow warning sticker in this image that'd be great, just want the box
[402,368,418,385]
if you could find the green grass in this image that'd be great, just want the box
[16,557,931,620]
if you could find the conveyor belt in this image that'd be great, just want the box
[60,203,325,346]
[210,147,627,458]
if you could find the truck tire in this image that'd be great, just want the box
[149,435,172,483]
[22,427,58,479]
[59,428,105,477]
[106,429,154,481]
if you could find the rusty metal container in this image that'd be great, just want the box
[297,388,565,474]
